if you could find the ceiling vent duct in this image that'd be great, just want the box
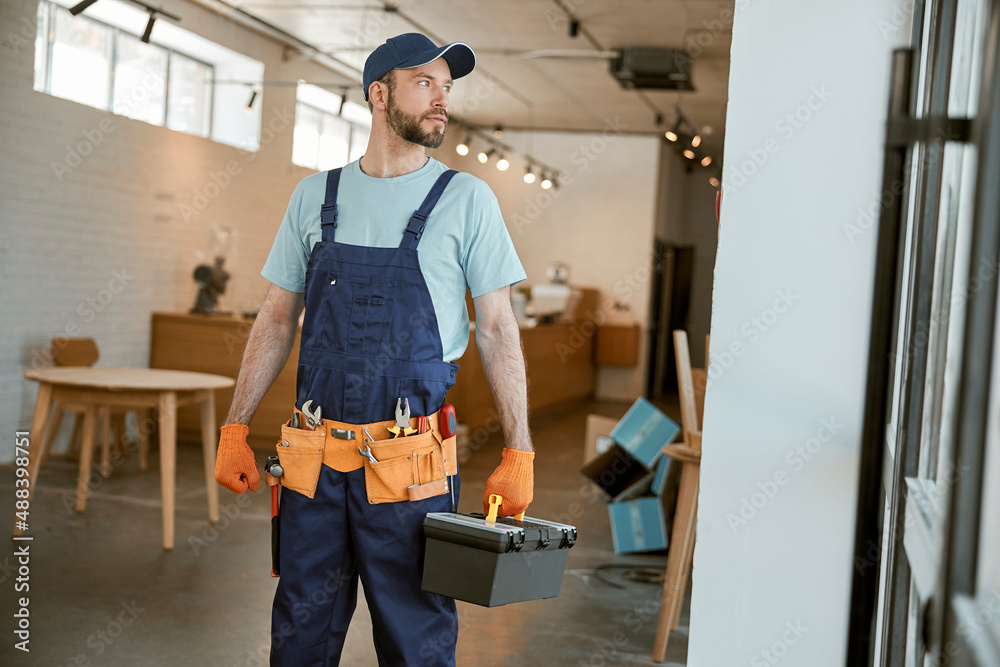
[609,48,694,91]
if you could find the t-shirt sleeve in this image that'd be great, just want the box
[261,179,311,293]
[462,179,527,298]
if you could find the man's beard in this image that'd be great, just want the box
[386,94,446,149]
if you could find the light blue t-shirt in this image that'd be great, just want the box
[262,157,526,362]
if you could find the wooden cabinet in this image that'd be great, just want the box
[149,312,298,446]
[595,323,641,366]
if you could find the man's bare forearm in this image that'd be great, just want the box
[476,312,533,452]
[225,288,303,425]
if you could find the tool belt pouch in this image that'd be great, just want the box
[276,423,325,499]
[364,430,456,504]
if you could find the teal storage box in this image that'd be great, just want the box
[610,397,680,468]
[608,497,668,554]
[651,454,672,496]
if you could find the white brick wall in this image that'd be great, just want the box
[0,0,343,463]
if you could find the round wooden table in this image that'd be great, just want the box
[20,368,235,550]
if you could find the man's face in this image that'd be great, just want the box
[384,57,452,149]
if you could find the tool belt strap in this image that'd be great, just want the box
[292,407,444,443]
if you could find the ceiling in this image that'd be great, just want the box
[225,0,733,157]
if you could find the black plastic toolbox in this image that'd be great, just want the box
[421,512,578,607]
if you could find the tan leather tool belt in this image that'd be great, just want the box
[274,407,457,504]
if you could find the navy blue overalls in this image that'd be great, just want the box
[271,167,461,666]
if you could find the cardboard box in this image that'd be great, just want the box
[584,414,620,464]
[610,397,681,468]
[608,497,669,554]
[580,443,652,500]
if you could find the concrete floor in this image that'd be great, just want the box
[0,398,690,666]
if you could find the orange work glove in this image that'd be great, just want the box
[214,423,260,494]
[483,448,534,517]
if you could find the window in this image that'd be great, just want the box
[293,84,371,171]
[34,0,262,149]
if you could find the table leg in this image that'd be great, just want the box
[199,391,220,523]
[41,403,64,468]
[158,392,177,551]
[74,406,99,513]
[99,405,112,478]
[15,383,53,536]
[138,408,151,471]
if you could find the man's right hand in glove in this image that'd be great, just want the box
[215,423,260,493]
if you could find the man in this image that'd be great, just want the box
[213,33,534,666]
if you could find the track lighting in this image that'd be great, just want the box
[540,175,552,190]
[70,0,100,15]
[709,177,720,188]
[493,125,504,139]
[691,134,702,148]
[141,13,156,43]
[665,118,681,142]
[478,148,494,164]
[496,154,509,171]
[683,149,695,160]
[524,166,536,184]
[569,19,580,38]
[456,134,471,156]
[701,156,712,167]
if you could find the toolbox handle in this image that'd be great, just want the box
[486,494,525,523]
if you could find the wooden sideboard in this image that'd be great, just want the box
[150,312,298,447]
[151,289,600,445]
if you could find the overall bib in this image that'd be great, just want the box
[271,167,461,666]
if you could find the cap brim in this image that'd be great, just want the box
[396,42,477,80]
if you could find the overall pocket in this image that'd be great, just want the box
[363,430,448,504]
[276,425,326,499]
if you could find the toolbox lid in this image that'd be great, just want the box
[423,513,577,553]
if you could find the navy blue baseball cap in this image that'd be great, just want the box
[363,33,476,101]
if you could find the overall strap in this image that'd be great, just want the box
[320,168,342,243]
[399,170,458,250]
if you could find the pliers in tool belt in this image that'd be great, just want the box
[388,398,417,438]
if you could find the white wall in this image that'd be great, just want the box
[0,0,351,463]
[688,1,910,665]
[433,128,661,400]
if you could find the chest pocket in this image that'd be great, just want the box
[340,273,398,356]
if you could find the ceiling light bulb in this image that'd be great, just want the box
[493,125,504,139]
[477,151,489,164]
[540,177,552,190]
[524,170,536,184]
[701,156,712,167]
[496,156,509,171]
[683,149,695,160]
[665,131,677,142]
[709,177,720,188]
[692,134,702,148]
[456,143,469,156]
